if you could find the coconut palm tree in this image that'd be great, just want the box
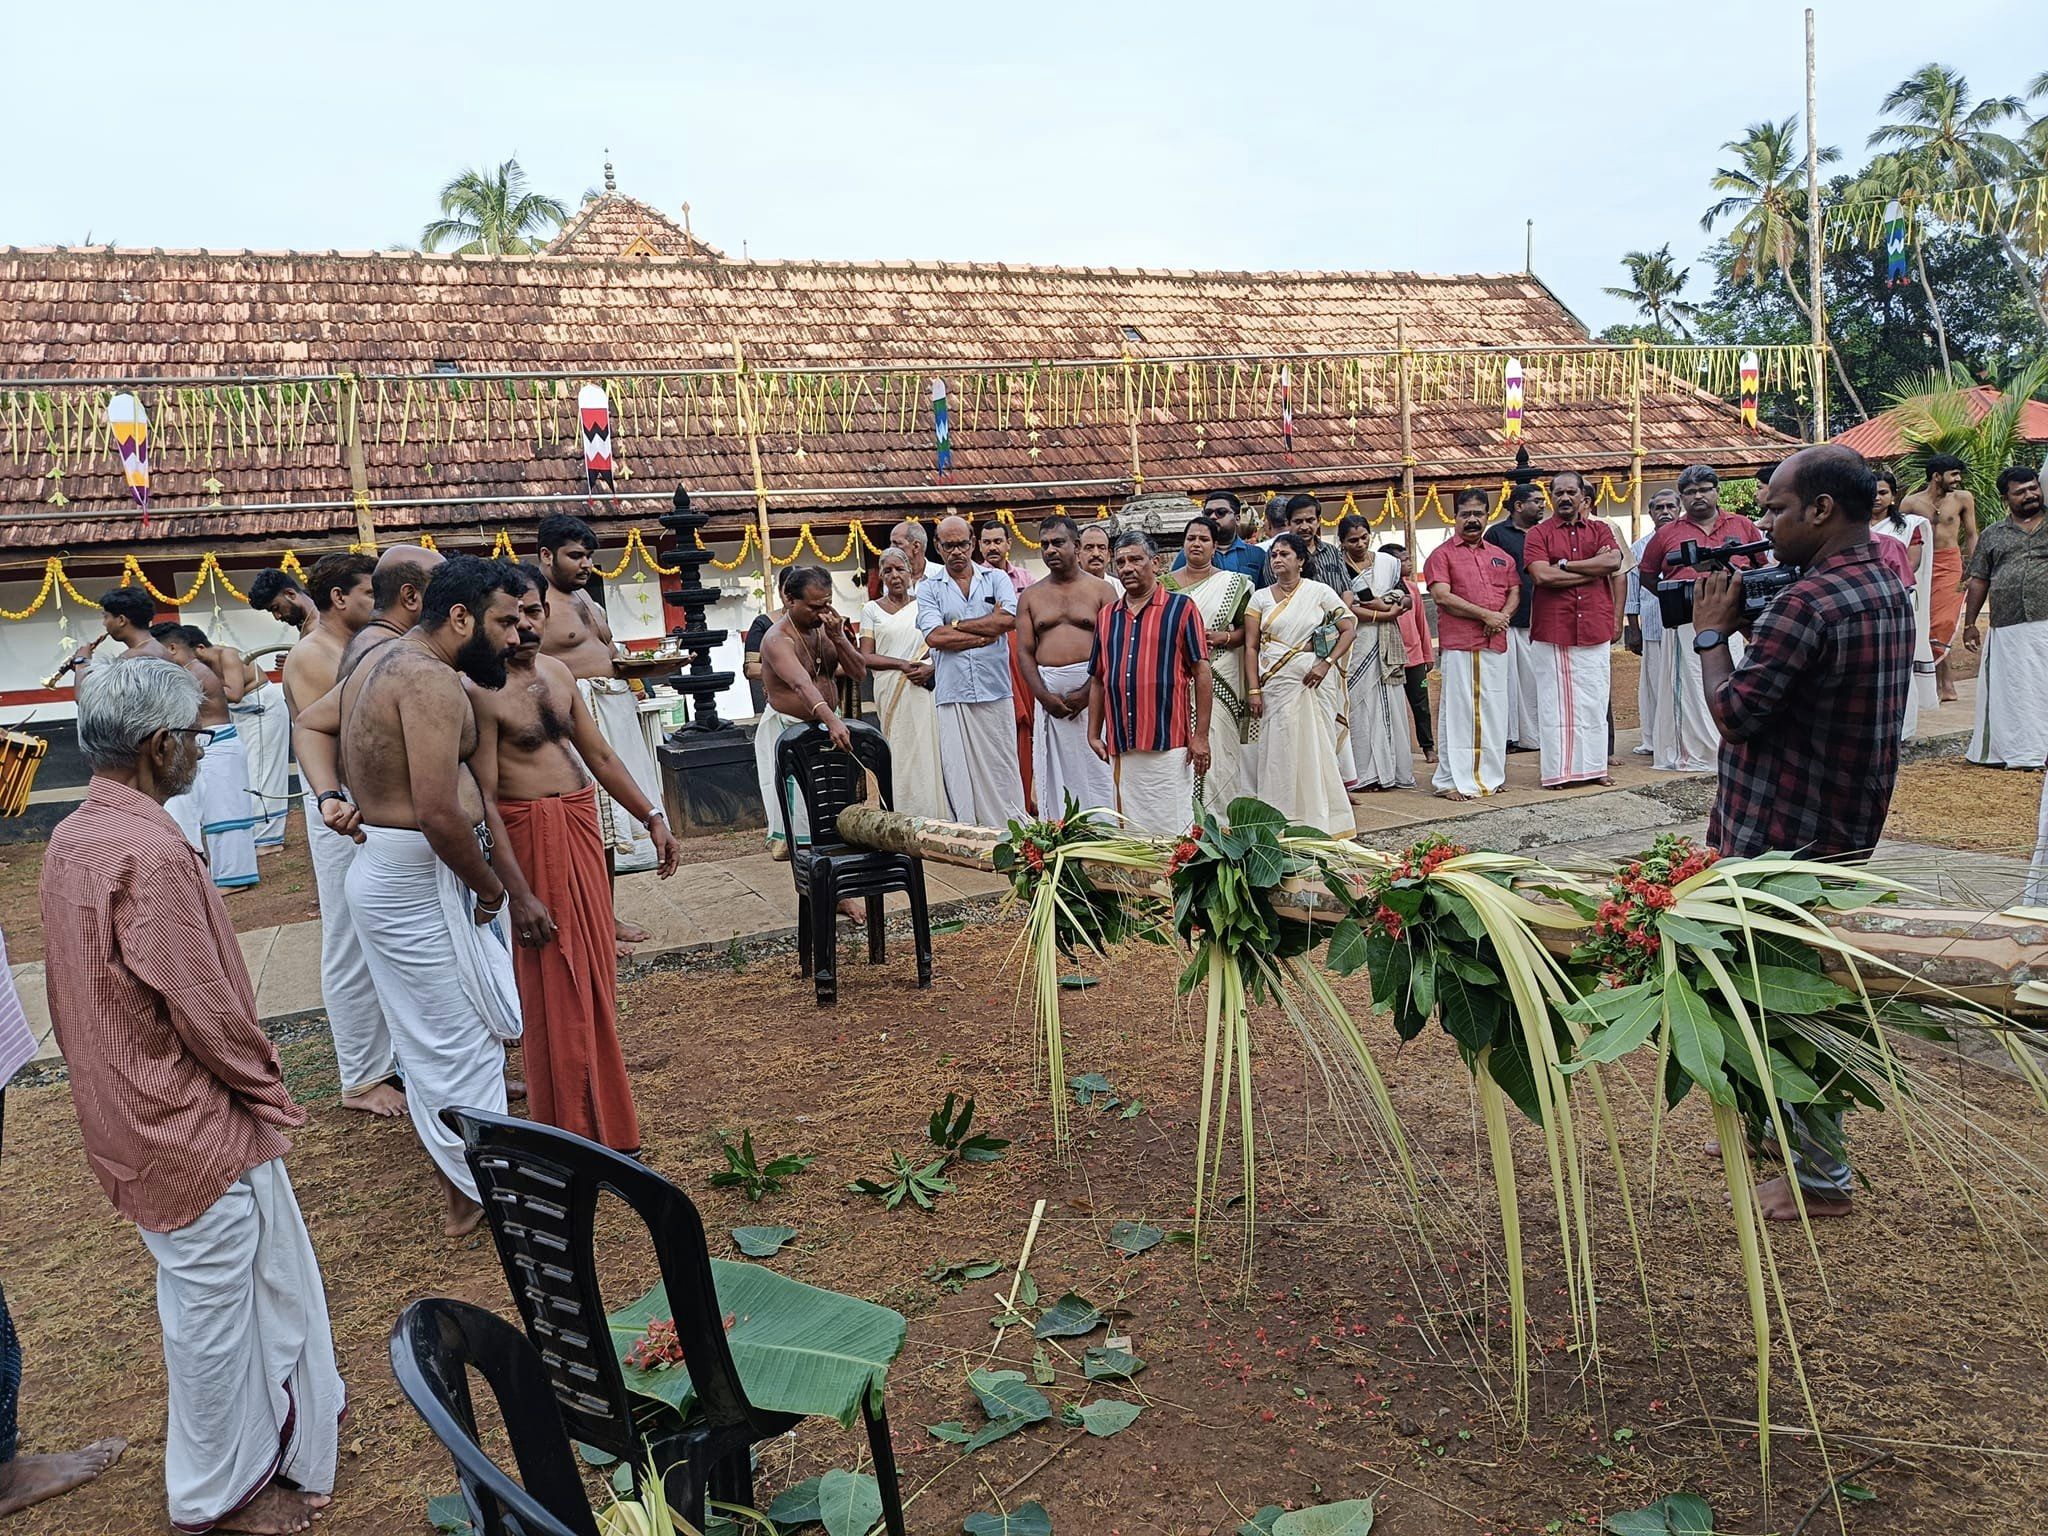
[420,159,569,255]
[1702,117,1864,418]
[1868,64,2038,327]
[1888,354,2048,519]
[1601,245,1702,338]
[1848,152,1954,372]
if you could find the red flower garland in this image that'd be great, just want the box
[1579,834,1718,985]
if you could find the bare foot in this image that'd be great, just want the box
[505,1079,527,1102]
[0,1437,126,1517]
[340,1082,407,1118]
[837,899,867,925]
[1435,788,1471,803]
[214,1482,320,1534]
[1756,1174,1852,1222]
[614,917,652,945]
[440,1172,486,1238]
[1423,749,1437,764]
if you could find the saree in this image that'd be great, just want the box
[1247,579,1353,835]
[1171,567,1256,812]
[1344,618,1413,789]
[861,599,948,820]
[1873,515,1937,738]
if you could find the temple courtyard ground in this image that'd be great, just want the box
[3,669,2045,1533]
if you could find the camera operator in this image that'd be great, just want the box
[1695,445,1912,862]
[1637,465,1765,772]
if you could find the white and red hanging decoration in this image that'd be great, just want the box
[107,392,151,518]
[578,383,618,506]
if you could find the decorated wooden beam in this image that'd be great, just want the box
[836,807,2048,1016]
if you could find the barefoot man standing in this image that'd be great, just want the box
[1900,453,1977,702]
[279,552,407,1119]
[295,556,527,1236]
[468,566,681,1154]
[153,624,263,891]
[536,514,668,950]
[1017,515,1115,814]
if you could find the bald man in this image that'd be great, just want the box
[337,545,445,684]
[915,515,1027,827]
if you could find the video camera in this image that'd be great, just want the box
[1654,537,1798,629]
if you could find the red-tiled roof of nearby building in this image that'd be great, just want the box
[1832,385,2048,461]
[0,233,1791,551]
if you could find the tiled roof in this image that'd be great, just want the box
[0,246,1789,551]
[544,193,723,260]
[1833,385,2048,460]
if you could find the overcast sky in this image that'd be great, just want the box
[4,0,2035,333]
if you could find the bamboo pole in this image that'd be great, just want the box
[1121,350,1144,492]
[1397,320,1417,556]
[340,373,376,548]
[1628,341,1646,541]
[733,338,776,604]
[1804,9,1829,443]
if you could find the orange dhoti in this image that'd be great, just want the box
[1929,546,1965,658]
[498,785,641,1152]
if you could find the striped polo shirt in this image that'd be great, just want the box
[1090,583,1209,754]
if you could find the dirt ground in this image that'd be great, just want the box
[5,913,2044,1536]
[1886,758,2044,858]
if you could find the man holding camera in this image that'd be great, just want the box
[1637,465,1765,773]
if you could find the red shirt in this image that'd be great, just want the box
[1523,515,1622,648]
[1398,577,1433,667]
[1638,512,1767,587]
[39,777,302,1231]
[1423,538,1521,654]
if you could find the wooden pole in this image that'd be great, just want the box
[1121,350,1144,493]
[340,373,377,549]
[1397,320,1417,556]
[1804,9,1829,443]
[733,338,776,606]
[1628,340,1646,540]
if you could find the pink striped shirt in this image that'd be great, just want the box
[0,925,33,1085]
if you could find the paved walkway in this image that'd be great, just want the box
[7,680,1990,1066]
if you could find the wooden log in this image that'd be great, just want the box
[836,808,2048,1015]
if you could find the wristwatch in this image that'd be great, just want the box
[316,789,348,809]
[1693,628,1726,653]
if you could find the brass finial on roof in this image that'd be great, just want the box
[603,151,615,193]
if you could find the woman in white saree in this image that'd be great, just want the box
[1245,533,1357,835]
[1338,515,1416,791]
[1167,516,1256,812]
[859,549,948,819]
[1871,466,1937,740]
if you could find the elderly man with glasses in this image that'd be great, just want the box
[916,514,1028,827]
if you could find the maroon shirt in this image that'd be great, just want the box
[1638,512,1767,587]
[39,777,301,1231]
[1523,515,1622,648]
[1423,538,1521,654]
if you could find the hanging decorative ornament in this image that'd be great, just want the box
[1739,351,1760,431]
[578,384,618,507]
[1882,199,1910,288]
[107,393,151,522]
[931,379,952,474]
[1279,364,1295,456]
[1502,356,1524,441]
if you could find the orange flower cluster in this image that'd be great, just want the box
[1582,837,1717,984]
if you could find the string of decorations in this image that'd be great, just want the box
[1821,172,2048,254]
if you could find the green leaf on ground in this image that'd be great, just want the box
[1108,1221,1164,1255]
[963,1501,1053,1535]
[1082,1346,1146,1380]
[1239,1507,1285,1536]
[1033,1292,1104,1339]
[1603,1492,1714,1535]
[926,1421,973,1444]
[610,1464,634,1496]
[426,1493,476,1535]
[817,1468,884,1536]
[967,1369,1052,1424]
[1031,1345,1056,1384]
[925,1259,1004,1293]
[575,1442,617,1466]
[731,1225,798,1257]
[1062,1398,1141,1436]
[1069,1072,1116,1106]
[1273,1498,1376,1535]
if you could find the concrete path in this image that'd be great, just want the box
[5,679,1993,1067]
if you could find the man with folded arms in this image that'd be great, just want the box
[41,659,344,1535]
[1425,490,1521,801]
[1523,470,1623,788]
[917,515,1028,827]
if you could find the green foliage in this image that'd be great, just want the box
[849,1150,954,1211]
[1887,354,2048,515]
[855,1095,1008,1211]
[927,1093,1010,1162]
[1061,1398,1142,1436]
[996,797,1166,957]
[1107,1220,1163,1254]
[1603,1492,1715,1535]
[924,1258,1003,1293]
[730,1225,797,1258]
[1272,1499,1376,1535]
[709,1130,814,1203]
[1082,1345,1145,1380]
[420,158,569,254]
[427,1492,476,1535]
[1032,1292,1105,1339]
[962,1503,1052,1536]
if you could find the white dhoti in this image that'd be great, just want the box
[1344,628,1414,790]
[2026,773,2048,905]
[1635,631,1673,760]
[1431,649,1508,798]
[1505,628,1542,746]
[1657,624,1744,773]
[229,681,291,852]
[579,678,664,873]
[1033,661,1114,815]
[1532,640,1611,787]
[1969,620,2048,769]
[753,705,811,847]
[166,724,261,890]
[140,1159,344,1535]
[1113,748,1197,836]
[345,826,517,1202]
[302,790,395,1097]
[938,698,1028,829]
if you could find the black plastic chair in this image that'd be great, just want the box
[773,718,933,1006]
[442,1106,908,1535]
[390,1297,602,1536]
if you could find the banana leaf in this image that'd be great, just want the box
[608,1260,906,1428]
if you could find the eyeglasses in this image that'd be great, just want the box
[937,539,973,551]
[166,726,218,748]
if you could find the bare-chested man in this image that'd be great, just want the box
[272,552,408,1117]
[467,567,678,1153]
[63,587,173,685]
[337,544,445,684]
[1016,515,1115,813]
[295,555,528,1236]
[1900,453,1977,700]
[536,513,669,947]
[150,623,263,891]
[249,568,317,636]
